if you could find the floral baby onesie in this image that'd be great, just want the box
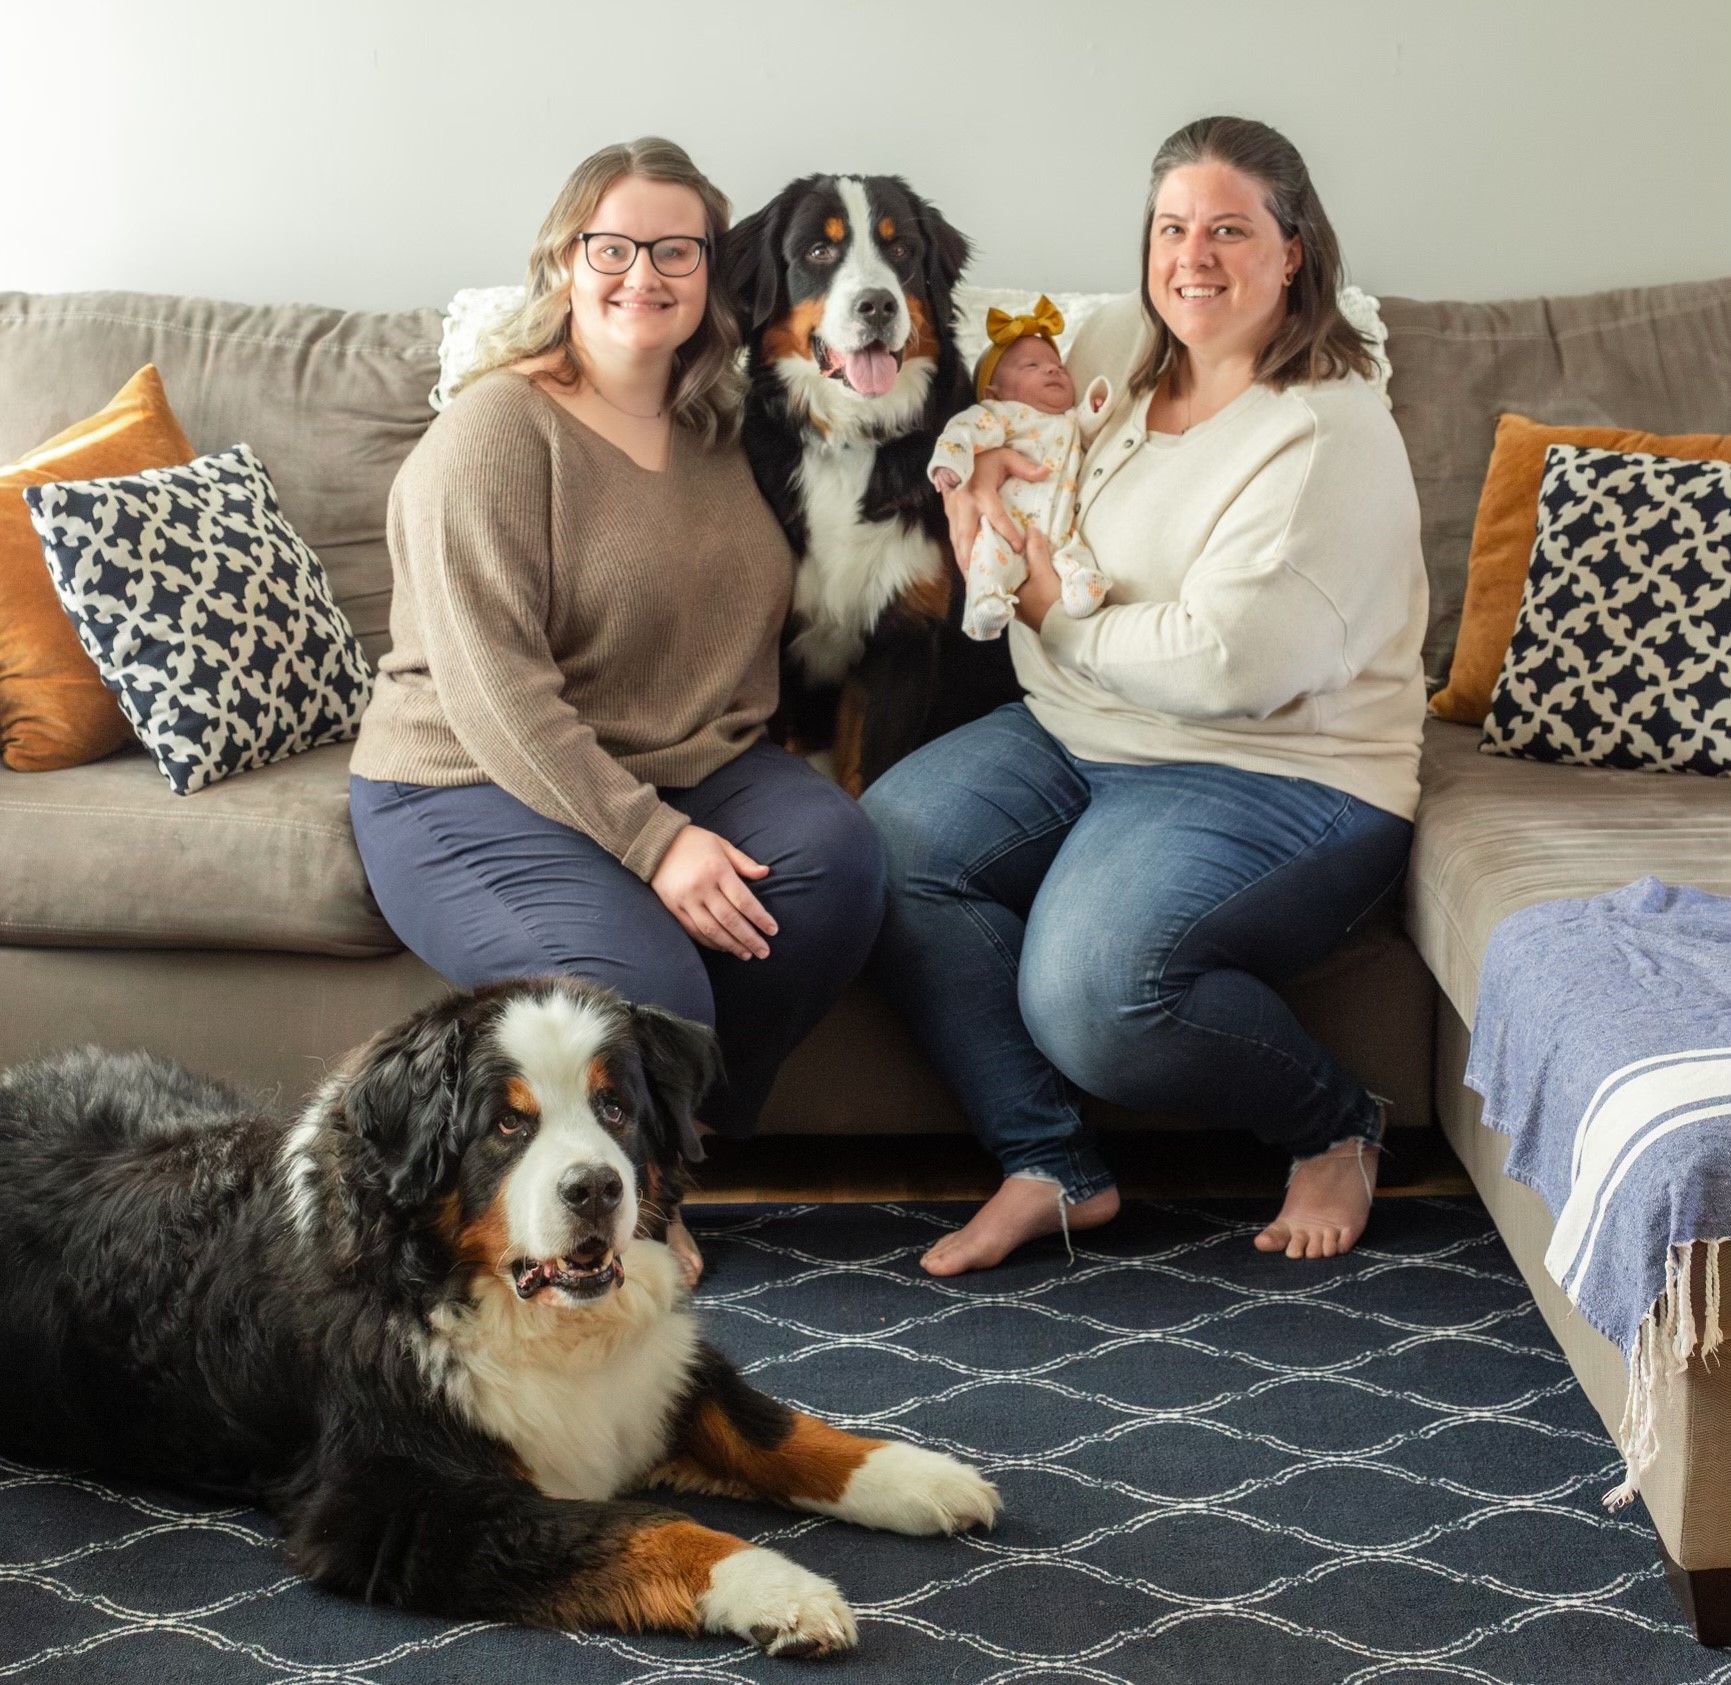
[929,376,1114,639]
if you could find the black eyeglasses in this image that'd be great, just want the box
[575,232,709,278]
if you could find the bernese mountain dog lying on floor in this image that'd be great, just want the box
[726,173,1020,793]
[0,980,997,1656]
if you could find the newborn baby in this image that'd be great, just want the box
[929,297,1114,640]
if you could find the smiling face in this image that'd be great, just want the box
[1146,160,1302,367]
[566,175,710,367]
[985,335,1075,414]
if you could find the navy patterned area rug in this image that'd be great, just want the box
[2,1198,1725,1685]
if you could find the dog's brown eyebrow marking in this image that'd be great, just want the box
[824,216,846,242]
[504,1078,540,1116]
[878,217,896,240]
[586,1057,614,1094]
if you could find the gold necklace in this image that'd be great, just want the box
[586,380,667,422]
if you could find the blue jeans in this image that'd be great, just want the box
[350,739,886,1138]
[860,704,1413,1200]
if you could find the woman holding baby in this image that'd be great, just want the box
[863,115,1428,1276]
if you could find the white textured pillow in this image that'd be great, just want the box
[432,282,1393,410]
[431,285,525,411]
[1337,284,1393,405]
[949,285,1122,376]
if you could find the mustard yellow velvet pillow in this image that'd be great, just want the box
[1430,413,1731,724]
[0,366,197,771]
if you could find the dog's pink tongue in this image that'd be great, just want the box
[844,349,899,395]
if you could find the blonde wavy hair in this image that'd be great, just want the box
[461,136,744,446]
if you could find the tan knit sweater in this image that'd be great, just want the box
[349,372,793,879]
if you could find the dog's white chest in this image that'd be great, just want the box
[790,440,944,685]
[424,1243,701,1501]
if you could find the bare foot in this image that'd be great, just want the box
[666,1211,704,1288]
[921,1177,1120,1277]
[1254,1138,1379,1259]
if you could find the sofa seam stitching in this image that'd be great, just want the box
[0,312,441,359]
[1386,294,1728,345]
[0,804,354,839]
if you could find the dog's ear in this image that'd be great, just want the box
[630,1002,722,1164]
[723,192,791,335]
[914,192,971,309]
[345,1005,470,1209]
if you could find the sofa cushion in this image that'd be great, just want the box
[1380,277,1731,688]
[1430,413,1731,725]
[0,365,199,773]
[28,444,374,795]
[1481,446,1731,776]
[0,741,398,956]
[0,292,443,666]
[1406,718,1731,1025]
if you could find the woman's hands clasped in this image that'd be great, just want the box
[651,825,777,960]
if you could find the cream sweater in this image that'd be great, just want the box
[1008,293,1429,820]
[349,373,793,878]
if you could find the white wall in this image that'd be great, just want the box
[6,0,1728,312]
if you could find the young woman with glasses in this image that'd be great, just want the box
[348,139,886,1283]
[862,115,1428,1276]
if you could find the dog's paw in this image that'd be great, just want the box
[699,1547,857,1657]
[814,1441,1002,1535]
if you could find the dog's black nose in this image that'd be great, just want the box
[853,288,897,328]
[559,1167,624,1221]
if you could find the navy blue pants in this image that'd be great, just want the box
[350,740,886,1137]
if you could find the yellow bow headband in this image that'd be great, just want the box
[976,295,1066,397]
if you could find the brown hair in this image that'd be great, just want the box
[1130,115,1376,397]
[462,136,744,446]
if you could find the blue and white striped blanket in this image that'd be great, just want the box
[1465,877,1731,1503]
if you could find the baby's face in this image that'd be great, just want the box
[987,336,1075,414]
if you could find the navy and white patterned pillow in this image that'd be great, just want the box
[1481,444,1731,776]
[25,444,372,795]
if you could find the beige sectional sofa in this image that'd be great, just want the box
[2,277,1729,1639]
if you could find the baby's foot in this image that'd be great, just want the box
[1060,568,1109,617]
[1254,1138,1379,1259]
[965,596,1015,641]
[921,1176,1119,1277]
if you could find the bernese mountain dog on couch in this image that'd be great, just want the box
[0,979,998,1656]
[726,173,1020,793]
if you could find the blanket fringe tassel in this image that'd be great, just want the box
[1605,1237,1726,1509]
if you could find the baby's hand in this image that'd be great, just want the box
[932,467,961,492]
[1090,390,1106,412]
